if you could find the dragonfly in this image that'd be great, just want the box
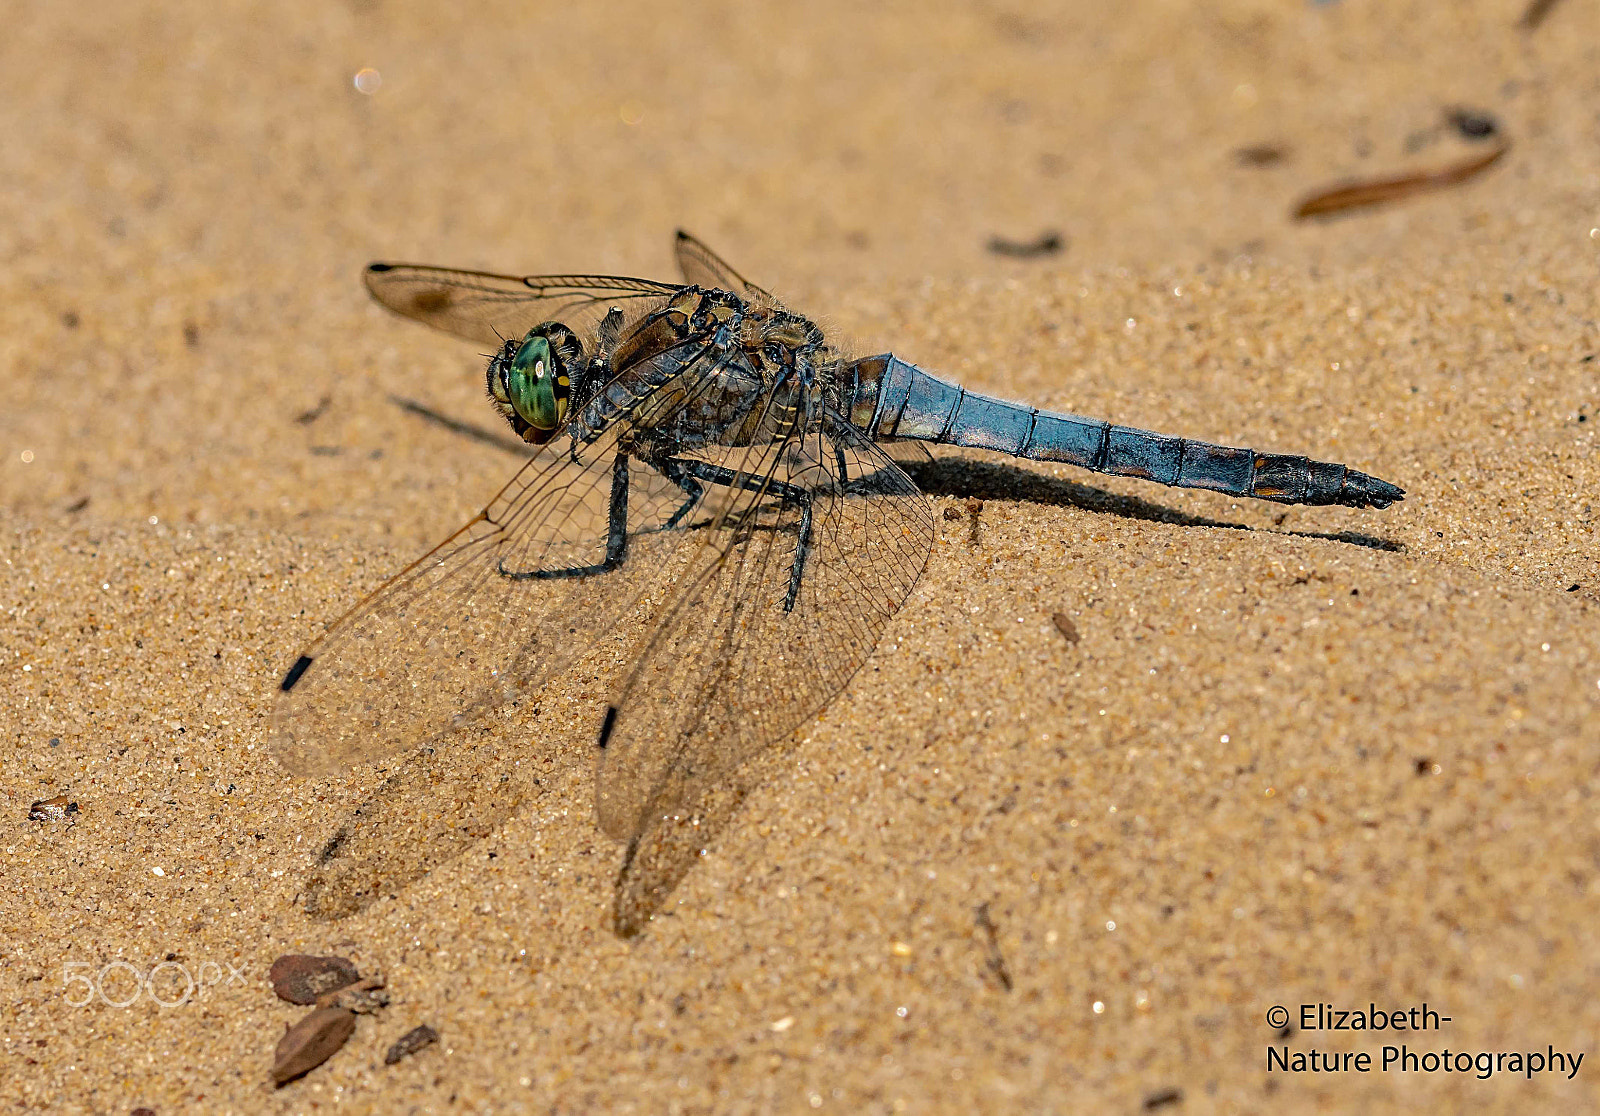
[273,232,1403,850]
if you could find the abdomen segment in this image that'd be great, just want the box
[840,355,1403,509]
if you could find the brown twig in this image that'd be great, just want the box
[1293,142,1508,220]
[974,903,1013,992]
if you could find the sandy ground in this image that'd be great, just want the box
[4,0,1600,1112]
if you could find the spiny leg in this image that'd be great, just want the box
[498,451,631,580]
[655,458,707,531]
[650,455,814,612]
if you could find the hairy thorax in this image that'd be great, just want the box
[597,288,834,453]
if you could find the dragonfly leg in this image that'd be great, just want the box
[655,461,706,530]
[651,456,814,613]
[498,451,631,580]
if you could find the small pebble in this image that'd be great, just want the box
[270,955,362,1005]
[272,1006,357,1086]
[384,1023,440,1065]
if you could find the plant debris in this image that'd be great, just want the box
[1051,612,1080,645]
[974,903,1013,992]
[1447,108,1498,141]
[942,498,985,544]
[316,974,389,1014]
[1293,142,1508,220]
[272,1006,357,1086]
[1518,0,1565,30]
[29,795,79,822]
[1235,143,1289,167]
[986,231,1065,259]
[384,1023,440,1065]
[294,395,332,424]
[270,955,363,1005]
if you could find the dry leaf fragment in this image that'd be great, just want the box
[384,1023,440,1065]
[272,1006,356,1086]
[316,974,389,1014]
[270,954,361,1005]
[1051,612,1081,644]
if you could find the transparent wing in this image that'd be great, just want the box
[272,343,737,776]
[673,231,776,303]
[593,405,936,841]
[363,263,681,348]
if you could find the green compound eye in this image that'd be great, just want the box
[507,333,570,432]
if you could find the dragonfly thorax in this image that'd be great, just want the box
[487,322,582,444]
[739,306,826,383]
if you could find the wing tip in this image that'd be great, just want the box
[281,655,314,692]
[598,705,618,749]
[366,261,394,273]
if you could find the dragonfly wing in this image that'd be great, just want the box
[363,264,680,348]
[593,406,936,841]
[272,346,732,776]
[672,231,777,303]
[878,438,936,467]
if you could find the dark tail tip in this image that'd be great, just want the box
[598,705,618,749]
[366,262,393,273]
[1341,470,1405,509]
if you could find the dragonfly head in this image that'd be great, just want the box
[487,322,582,444]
